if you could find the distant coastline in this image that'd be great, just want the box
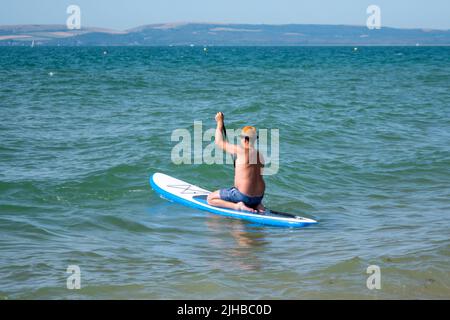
[1,22,449,46]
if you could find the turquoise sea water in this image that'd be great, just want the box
[0,46,449,299]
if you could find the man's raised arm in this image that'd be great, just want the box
[215,112,237,155]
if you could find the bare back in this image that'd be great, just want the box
[234,147,265,196]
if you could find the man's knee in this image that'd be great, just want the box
[207,191,219,204]
[207,193,212,204]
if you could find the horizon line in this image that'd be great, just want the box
[0,22,448,32]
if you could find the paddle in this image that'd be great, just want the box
[268,210,301,219]
[221,121,236,168]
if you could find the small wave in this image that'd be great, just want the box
[96,214,154,233]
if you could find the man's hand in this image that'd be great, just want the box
[215,112,224,124]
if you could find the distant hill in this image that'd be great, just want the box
[1,23,449,46]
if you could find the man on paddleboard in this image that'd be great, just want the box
[207,112,265,213]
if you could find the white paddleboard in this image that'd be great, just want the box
[150,172,317,228]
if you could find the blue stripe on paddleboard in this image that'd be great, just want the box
[149,173,316,228]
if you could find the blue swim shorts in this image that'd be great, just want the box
[219,187,263,208]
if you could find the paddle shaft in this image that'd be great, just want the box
[221,122,236,167]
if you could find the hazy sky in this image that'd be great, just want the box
[1,0,449,30]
